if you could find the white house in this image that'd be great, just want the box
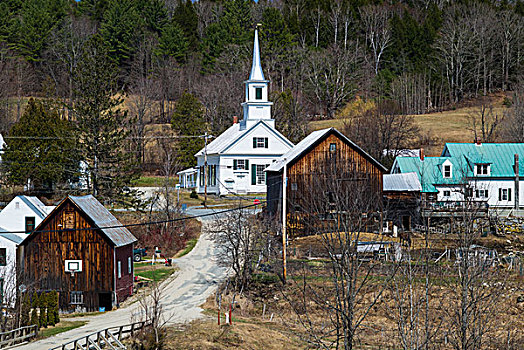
[0,133,4,163]
[391,142,524,210]
[0,231,23,306]
[0,195,55,239]
[192,28,294,195]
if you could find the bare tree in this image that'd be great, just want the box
[283,146,393,349]
[306,44,361,118]
[212,206,274,293]
[359,5,392,75]
[131,281,169,350]
[467,104,504,143]
[502,86,524,142]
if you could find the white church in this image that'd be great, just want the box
[179,28,294,195]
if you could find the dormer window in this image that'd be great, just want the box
[255,87,262,100]
[443,164,452,178]
[475,164,490,176]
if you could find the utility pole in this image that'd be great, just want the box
[282,159,287,283]
[204,132,208,208]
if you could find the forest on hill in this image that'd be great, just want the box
[0,0,523,198]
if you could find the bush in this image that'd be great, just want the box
[39,293,47,328]
[31,293,39,328]
[503,96,513,107]
[190,190,198,199]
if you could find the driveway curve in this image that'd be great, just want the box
[16,211,227,350]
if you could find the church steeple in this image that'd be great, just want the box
[249,28,265,81]
[241,26,274,130]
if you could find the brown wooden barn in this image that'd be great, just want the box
[17,195,137,312]
[265,128,387,237]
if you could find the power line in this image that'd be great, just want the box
[0,201,264,235]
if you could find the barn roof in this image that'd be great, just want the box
[383,172,422,192]
[69,195,137,247]
[266,128,387,172]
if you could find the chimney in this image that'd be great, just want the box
[475,137,482,146]
[420,148,424,161]
[515,154,520,210]
[233,116,238,124]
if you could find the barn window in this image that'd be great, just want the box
[70,291,83,305]
[118,261,122,279]
[25,217,35,233]
[329,143,336,153]
[128,257,132,274]
[63,207,75,229]
[0,249,6,266]
[291,183,298,191]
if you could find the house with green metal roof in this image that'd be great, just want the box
[391,142,524,209]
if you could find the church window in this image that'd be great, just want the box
[255,88,262,100]
[252,164,268,185]
[234,159,249,170]
[253,137,268,148]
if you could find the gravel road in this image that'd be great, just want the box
[16,211,227,350]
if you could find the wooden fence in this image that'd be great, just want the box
[49,321,150,350]
[0,324,38,348]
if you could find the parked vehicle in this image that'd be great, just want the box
[133,248,147,262]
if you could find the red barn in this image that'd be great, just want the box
[18,195,137,312]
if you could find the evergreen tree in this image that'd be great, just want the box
[137,0,168,35]
[99,0,142,65]
[1,99,79,194]
[7,0,68,61]
[30,292,39,328]
[155,20,189,63]
[39,293,47,328]
[172,0,198,50]
[201,0,252,71]
[77,0,109,21]
[73,35,138,202]
[171,92,205,168]
[20,293,31,326]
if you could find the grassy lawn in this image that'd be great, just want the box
[132,176,177,187]
[135,267,175,282]
[38,321,87,339]
[177,238,198,257]
[310,104,506,156]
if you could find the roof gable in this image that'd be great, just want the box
[266,128,387,172]
[23,195,137,247]
[195,120,293,156]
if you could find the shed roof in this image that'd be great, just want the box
[266,128,387,172]
[69,195,137,247]
[383,172,422,192]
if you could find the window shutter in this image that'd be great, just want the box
[253,137,257,148]
[245,160,249,170]
[233,160,237,170]
[251,164,257,185]
[475,190,479,198]
[499,188,502,201]
[508,188,512,201]
[264,138,268,148]
[485,190,488,198]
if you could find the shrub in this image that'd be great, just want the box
[190,190,198,199]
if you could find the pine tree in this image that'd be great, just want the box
[155,20,188,63]
[73,35,138,202]
[39,293,47,328]
[99,0,142,65]
[1,98,79,194]
[171,92,205,169]
[31,293,39,328]
[172,0,198,50]
[20,293,31,326]
[137,0,168,35]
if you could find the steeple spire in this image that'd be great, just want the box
[249,27,265,81]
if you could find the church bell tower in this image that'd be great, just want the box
[241,26,274,130]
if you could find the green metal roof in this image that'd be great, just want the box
[393,157,461,192]
[442,143,524,177]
